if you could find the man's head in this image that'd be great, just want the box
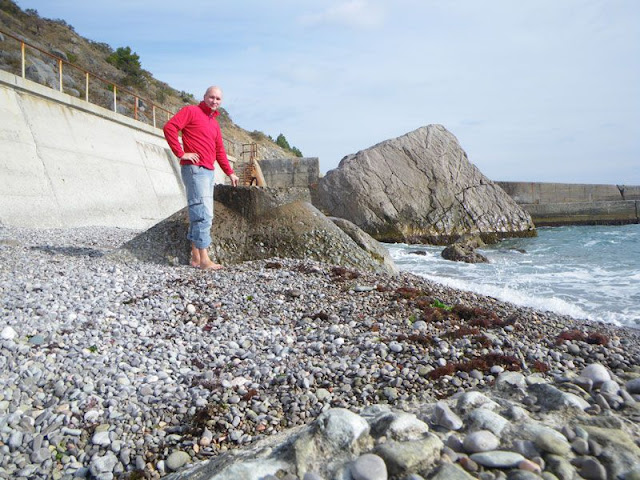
[203,86,223,111]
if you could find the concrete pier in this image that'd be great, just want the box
[497,181,640,226]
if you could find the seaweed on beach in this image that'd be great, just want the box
[376,284,393,292]
[394,286,429,299]
[397,333,434,346]
[330,266,360,281]
[442,326,492,347]
[531,360,550,373]
[427,353,522,380]
[451,304,511,329]
[556,329,609,346]
[421,307,449,323]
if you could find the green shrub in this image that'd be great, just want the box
[275,133,291,150]
[106,46,144,86]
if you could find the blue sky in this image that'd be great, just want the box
[14,0,640,183]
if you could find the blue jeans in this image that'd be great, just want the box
[180,165,214,249]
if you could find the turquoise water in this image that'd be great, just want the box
[385,224,640,329]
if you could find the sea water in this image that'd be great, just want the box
[384,224,640,329]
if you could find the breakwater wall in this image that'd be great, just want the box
[259,157,320,188]
[0,70,231,229]
[497,181,640,226]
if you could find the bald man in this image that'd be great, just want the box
[164,86,239,270]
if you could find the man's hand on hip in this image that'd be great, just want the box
[181,153,200,163]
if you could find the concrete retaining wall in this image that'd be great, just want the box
[260,157,320,188]
[0,70,231,229]
[498,181,640,226]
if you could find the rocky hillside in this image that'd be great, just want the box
[0,0,294,161]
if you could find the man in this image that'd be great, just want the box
[163,86,239,270]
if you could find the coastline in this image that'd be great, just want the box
[1,226,639,479]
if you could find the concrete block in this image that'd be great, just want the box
[260,157,320,188]
[497,181,624,204]
[523,200,638,226]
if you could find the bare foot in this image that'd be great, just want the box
[190,247,201,267]
[200,261,223,271]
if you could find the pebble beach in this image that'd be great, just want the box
[1,226,639,480]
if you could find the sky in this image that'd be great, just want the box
[13,0,640,184]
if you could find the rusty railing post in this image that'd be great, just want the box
[21,41,25,78]
[58,58,63,92]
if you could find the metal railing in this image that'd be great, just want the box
[0,28,174,129]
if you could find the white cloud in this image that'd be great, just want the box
[298,0,386,29]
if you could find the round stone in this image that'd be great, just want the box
[166,450,191,471]
[463,430,500,453]
[351,453,387,480]
[581,364,611,386]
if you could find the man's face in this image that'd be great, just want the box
[203,88,222,110]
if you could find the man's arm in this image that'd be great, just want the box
[163,108,189,159]
[213,123,237,183]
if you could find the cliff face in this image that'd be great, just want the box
[0,0,290,160]
[313,125,537,244]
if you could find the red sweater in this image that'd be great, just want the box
[163,102,234,175]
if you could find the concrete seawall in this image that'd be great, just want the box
[259,157,319,188]
[0,70,230,229]
[497,181,640,226]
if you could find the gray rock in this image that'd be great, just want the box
[330,217,398,274]
[528,383,589,410]
[469,451,525,468]
[430,463,476,480]
[166,451,191,471]
[303,474,324,480]
[466,408,510,437]
[581,364,611,387]
[506,472,542,480]
[511,440,540,459]
[90,452,118,476]
[312,125,535,244]
[579,425,640,479]
[456,392,500,413]
[534,431,571,456]
[370,412,429,441]
[433,401,463,430]
[373,435,443,476]
[350,453,387,480]
[463,430,500,453]
[441,242,488,264]
[579,457,607,480]
[115,186,396,274]
[30,447,50,463]
[626,378,640,394]
[8,430,23,450]
[496,372,527,391]
[545,454,578,480]
[1,326,17,340]
[92,428,111,446]
[599,380,619,396]
[317,408,370,449]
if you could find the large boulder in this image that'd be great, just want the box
[114,186,396,275]
[312,125,536,244]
